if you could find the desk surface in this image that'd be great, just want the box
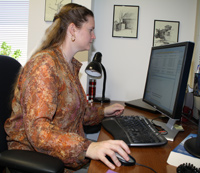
[88,101,198,173]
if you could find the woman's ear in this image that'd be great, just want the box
[68,23,76,36]
[68,23,77,42]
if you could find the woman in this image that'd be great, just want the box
[4,3,130,172]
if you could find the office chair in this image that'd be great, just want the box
[0,55,64,173]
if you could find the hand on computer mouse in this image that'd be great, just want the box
[106,153,136,166]
[86,140,130,170]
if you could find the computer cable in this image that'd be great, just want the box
[106,154,157,172]
[135,163,157,173]
[181,113,198,126]
[151,116,168,135]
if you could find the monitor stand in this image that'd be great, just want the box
[153,118,183,141]
[125,98,158,114]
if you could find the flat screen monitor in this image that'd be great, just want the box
[143,41,194,140]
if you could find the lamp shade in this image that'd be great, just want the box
[85,52,102,78]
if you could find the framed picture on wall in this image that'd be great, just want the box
[112,5,139,38]
[153,20,180,46]
[45,0,71,22]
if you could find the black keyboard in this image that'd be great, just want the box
[102,115,167,146]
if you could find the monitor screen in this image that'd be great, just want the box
[143,42,194,121]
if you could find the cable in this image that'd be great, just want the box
[182,114,198,126]
[136,162,157,173]
[151,116,168,135]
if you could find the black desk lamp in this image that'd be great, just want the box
[85,52,110,103]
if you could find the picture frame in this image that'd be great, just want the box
[112,5,139,38]
[153,20,180,46]
[45,0,71,22]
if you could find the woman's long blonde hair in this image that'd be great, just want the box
[34,3,94,55]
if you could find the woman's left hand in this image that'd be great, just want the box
[104,103,124,117]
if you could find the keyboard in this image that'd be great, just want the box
[101,115,168,147]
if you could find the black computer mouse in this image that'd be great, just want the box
[106,152,136,166]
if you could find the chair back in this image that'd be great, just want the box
[0,55,21,172]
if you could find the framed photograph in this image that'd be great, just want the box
[112,5,139,38]
[45,0,71,22]
[153,20,180,46]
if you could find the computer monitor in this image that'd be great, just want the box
[142,41,194,140]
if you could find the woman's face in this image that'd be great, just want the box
[75,16,96,51]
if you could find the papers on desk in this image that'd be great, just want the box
[167,134,200,168]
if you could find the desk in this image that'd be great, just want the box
[88,101,198,173]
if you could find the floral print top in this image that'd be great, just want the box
[4,46,104,172]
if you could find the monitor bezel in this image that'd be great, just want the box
[143,41,194,120]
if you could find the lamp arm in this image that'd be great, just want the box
[101,64,107,102]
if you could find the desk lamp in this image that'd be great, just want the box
[85,52,110,103]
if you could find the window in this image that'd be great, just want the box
[0,0,29,66]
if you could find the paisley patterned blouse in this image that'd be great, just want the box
[4,46,104,172]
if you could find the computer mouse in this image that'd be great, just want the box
[106,152,136,166]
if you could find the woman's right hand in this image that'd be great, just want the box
[86,140,130,170]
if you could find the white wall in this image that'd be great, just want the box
[92,0,197,102]
[27,0,92,92]
[193,0,200,80]
[27,0,198,101]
